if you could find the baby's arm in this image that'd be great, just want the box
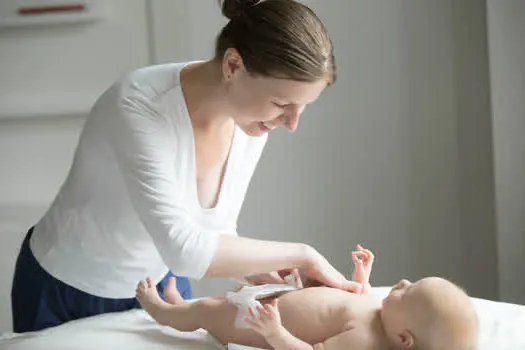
[246,300,313,349]
[351,245,374,294]
[313,328,376,350]
[262,325,313,349]
[244,300,306,349]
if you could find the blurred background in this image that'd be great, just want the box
[0,0,523,333]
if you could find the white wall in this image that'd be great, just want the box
[453,0,499,301]
[487,0,525,305]
[0,0,151,332]
[0,117,84,206]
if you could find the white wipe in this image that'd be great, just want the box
[226,277,299,329]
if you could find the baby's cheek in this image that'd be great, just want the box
[385,294,402,312]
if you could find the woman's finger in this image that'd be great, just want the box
[268,271,286,284]
[291,268,303,288]
[342,280,363,294]
[277,269,293,279]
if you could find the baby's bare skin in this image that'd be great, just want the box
[259,287,389,348]
[138,246,478,349]
[136,278,389,349]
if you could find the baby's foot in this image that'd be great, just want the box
[164,277,185,305]
[136,277,172,325]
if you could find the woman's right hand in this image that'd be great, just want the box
[301,247,362,294]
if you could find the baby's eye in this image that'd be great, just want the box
[273,102,287,109]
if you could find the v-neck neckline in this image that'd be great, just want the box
[188,120,238,213]
[176,63,239,214]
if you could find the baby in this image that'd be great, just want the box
[136,245,479,349]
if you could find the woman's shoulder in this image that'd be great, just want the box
[116,61,196,99]
[87,62,198,133]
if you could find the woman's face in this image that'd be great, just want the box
[223,52,327,137]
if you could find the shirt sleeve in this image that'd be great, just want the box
[102,82,220,279]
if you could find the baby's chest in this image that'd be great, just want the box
[274,293,352,342]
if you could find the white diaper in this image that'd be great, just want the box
[226,275,299,329]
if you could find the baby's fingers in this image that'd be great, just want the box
[248,305,263,320]
[256,304,272,322]
[355,250,374,266]
[246,307,263,329]
[352,252,363,265]
[357,245,374,261]
[266,299,280,316]
[244,317,263,333]
[271,298,279,308]
[363,250,374,265]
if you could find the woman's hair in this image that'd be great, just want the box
[216,0,336,84]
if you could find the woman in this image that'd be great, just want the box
[11,0,360,333]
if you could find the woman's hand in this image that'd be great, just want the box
[301,247,362,294]
[244,271,286,285]
[244,268,304,288]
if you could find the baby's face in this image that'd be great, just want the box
[381,277,479,349]
[380,278,417,342]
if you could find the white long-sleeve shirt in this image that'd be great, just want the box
[30,62,267,298]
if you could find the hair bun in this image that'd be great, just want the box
[219,0,261,20]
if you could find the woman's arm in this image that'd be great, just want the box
[209,235,361,292]
[107,86,359,292]
[205,235,311,279]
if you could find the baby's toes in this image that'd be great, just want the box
[137,280,148,293]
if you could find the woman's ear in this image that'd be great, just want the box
[222,48,244,82]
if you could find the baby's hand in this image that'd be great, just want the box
[245,299,283,339]
[351,244,374,289]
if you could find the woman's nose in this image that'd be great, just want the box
[283,105,304,132]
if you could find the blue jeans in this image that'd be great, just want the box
[11,226,191,333]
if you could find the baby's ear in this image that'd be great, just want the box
[398,330,415,349]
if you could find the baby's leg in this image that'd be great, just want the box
[136,277,200,331]
[136,278,268,347]
[163,276,184,304]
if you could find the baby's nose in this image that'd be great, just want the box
[400,279,411,288]
[394,279,411,290]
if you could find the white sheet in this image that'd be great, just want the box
[1,287,524,350]
[372,287,525,350]
[0,309,224,350]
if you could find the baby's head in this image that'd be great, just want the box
[381,277,479,350]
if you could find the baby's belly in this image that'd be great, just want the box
[262,287,356,345]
